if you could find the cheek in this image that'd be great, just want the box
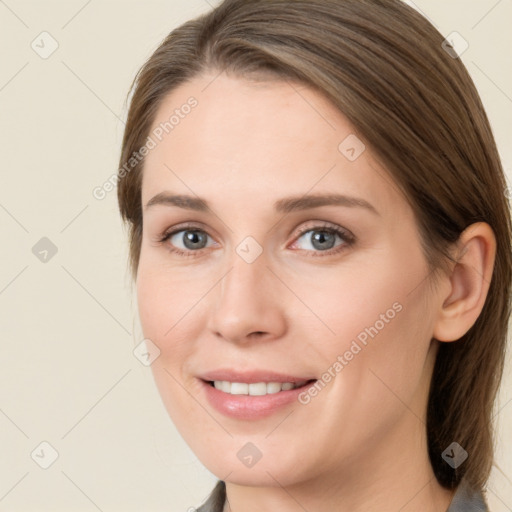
[136,261,213,418]
[136,262,204,351]
[136,267,207,439]
[293,288,433,469]
[306,248,433,400]
[291,255,416,356]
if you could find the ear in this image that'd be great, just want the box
[432,222,497,342]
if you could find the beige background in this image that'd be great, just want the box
[0,0,511,510]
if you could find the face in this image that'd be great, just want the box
[137,72,442,489]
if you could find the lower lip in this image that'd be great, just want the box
[200,379,316,420]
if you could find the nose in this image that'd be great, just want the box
[206,250,287,345]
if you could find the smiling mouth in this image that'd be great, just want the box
[206,379,316,396]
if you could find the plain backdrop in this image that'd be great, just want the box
[1,1,511,510]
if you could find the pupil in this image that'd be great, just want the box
[184,230,206,249]
[312,231,335,250]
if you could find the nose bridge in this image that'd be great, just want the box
[207,245,285,342]
[218,246,270,316]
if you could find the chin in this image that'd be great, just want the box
[190,437,315,489]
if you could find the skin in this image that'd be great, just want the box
[136,72,496,512]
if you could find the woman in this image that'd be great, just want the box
[117,0,511,510]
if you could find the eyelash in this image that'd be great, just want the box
[156,222,355,258]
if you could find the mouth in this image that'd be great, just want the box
[205,379,316,396]
[198,371,318,420]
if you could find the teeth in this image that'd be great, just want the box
[248,382,267,396]
[230,382,249,395]
[266,382,282,394]
[212,380,306,396]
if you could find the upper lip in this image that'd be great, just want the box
[199,369,317,384]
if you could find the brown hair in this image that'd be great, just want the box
[117,0,512,494]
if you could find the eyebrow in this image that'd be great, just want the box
[144,192,379,216]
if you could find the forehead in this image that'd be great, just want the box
[141,72,403,219]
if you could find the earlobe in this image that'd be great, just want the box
[432,222,497,343]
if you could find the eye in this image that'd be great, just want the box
[156,221,355,258]
[290,223,355,256]
[158,225,217,257]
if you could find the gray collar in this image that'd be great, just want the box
[198,478,489,512]
[446,478,488,512]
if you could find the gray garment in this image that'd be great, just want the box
[446,478,489,511]
[196,481,225,512]
[197,478,489,511]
